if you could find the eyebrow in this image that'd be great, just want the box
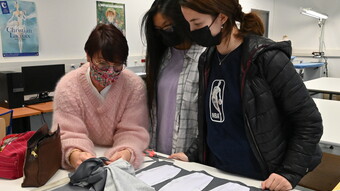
[189,18,200,22]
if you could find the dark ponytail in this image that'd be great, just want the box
[180,0,265,38]
[238,12,264,37]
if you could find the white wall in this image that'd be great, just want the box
[240,0,275,37]
[272,0,340,77]
[8,1,340,77]
[0,0,154,72]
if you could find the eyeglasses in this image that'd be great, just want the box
[156,25,174,33]
[91,60,126,72]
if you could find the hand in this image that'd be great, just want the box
[69,149,95,169]
[168,152,189,162]
[108,149,132,164]
[261,173,293,191]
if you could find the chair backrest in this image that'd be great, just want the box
[0,118,5,140]
[298,152,340,191]
[0,110,13,135]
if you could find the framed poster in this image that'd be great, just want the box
[251,9,269,37]
[0,0,39,57]
[96,1,125,35]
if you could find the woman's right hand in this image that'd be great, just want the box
[169,152,189,162]
[69,149,95,169]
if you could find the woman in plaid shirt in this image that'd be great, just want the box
[141,0,204,155]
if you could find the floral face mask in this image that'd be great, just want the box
[90,62,124,87]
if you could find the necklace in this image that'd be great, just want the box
[217,52,229,65]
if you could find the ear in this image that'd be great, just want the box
[86,53,91,62]
[219,13,228,25]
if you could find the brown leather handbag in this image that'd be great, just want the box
[22,123,62,187]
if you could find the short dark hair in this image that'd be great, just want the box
[84,24,128,65]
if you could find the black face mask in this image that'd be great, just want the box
[158,28,183,47]
[190,17,222,47]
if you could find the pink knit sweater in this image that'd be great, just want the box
[51,63,149,169]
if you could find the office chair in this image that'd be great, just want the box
[0,110,13,137]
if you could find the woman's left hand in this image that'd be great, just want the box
[108,149,132,164]
[261,173,292,191]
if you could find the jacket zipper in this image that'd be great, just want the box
[244,113,268,175]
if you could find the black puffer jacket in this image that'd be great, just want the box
[184,34,323,187]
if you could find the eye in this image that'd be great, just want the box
[162,25,174,32]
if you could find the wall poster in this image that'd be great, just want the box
[96,1,126,35]
[0,0,39,57]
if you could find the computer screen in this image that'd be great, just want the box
[21,64,65,96]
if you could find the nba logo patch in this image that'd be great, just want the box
[0,1,9,14]
[209,79,225,123]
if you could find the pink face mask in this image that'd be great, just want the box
[90,62,123,87]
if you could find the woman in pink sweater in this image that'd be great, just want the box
[51,24,149,170]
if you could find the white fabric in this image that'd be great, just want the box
[104,159,155,191]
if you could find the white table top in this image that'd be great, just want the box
[305,77,340,94]
[1,147,263,191]
[313,98,340,146]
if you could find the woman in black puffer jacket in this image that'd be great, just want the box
[168,0,323,190]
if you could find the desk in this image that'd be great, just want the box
[294,62,325,81]
[26,101,53,113]
[0,107,41,119]
[305,77,340,100]
[313,98,340,146]
[0,107,41,133]
[0,147,264,191]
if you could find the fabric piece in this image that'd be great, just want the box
[69,157,108,191]
[150,44,204,154]
[157,47,185,154]
[136,164,181,186]
[52,157,108,191]
[104,158,155,191]
[51,63,149,169]
[159,172,213,191]
[53,158,154,191]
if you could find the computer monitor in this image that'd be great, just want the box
[21,64,65,98]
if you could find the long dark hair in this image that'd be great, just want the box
[141,0,191,117]
[179,0,264,41]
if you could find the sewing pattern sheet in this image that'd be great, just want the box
[159,172,213,191]
[210,182,250,191]
[136,161,261,191]
[136,165,181,186]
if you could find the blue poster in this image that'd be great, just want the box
[0,0,39,57]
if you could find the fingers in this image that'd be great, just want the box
[262,174,275,190]
[109,152,121,162]
[70,151,95,169]
[168,152,189,162]
[262,173,292,191]
[109,149,132,163]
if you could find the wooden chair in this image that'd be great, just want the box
[298,152,340,191]
[0,110,13,137]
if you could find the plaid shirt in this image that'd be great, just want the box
[150,44,205,153]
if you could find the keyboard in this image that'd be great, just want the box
[24,97,53,105]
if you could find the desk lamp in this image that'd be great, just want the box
[300,8,329,76]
